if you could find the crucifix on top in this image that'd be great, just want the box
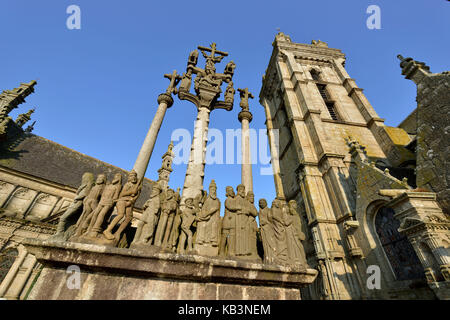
[176,42,237,207]
[238,88,254,112]
[178,42,236,110]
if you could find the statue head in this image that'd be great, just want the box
[246,191,254,204]
[112,173,122,185]
[81,172,95,187]
[289,200,297,210]
[225,186,235,198]
[272,199,280,208]
[128,170,138,183]
[259,198,267,209]
[236,184,246,198]
[209,180,217,199]
[185,197,194,207]
[166,188,174,200]
[96,174,106,184]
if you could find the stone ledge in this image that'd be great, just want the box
[23,239,318,289]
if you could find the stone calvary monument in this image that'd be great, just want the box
[1,34,447,300]
[18,42,317,300]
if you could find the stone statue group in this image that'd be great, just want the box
[53,171,307,266]
[53,170,143,246]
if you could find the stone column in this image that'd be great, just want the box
[0,246,27,298]
[181,107,210,202]
[132,93,174,179]
[261,97,284,199]
[238,109,253,192]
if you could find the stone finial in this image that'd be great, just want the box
[24,120,36,133]
[311,40,328,48]
[397,54,431,84]
[384,168,390,175]
[0,80,37,120]
[345,136,368,162]
[274,32,292,43]
[15,108,35,128]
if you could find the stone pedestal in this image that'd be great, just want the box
[22,239,317,300]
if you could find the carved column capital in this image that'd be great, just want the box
[157,93,174,108]
[238,110,253,123]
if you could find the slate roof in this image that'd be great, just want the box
[0,125,154,209]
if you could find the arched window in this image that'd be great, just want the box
[375,207,424,281]
[0,248,18,284]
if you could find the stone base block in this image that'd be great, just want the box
[23,239,318,300]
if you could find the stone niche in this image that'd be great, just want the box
[23,239,318,300]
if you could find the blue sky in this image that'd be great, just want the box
[1,1,449,211]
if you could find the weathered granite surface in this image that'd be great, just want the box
[415,72,450,213]
[23,238,317,300]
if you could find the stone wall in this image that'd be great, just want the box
[415,72,450,213]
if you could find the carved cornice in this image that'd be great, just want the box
[0,216,56,235]
[157,93,174,108]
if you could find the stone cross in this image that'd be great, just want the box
[198,43,228,64]
[177,43,236,205]
[164,70,182,95]
[238,88,254,191]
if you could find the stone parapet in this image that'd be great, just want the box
[23,239,318,300]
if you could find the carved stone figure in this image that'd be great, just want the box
[132,182,162,245]
[84,173,122,238]
[53,172,94,240]
[72,174,106,237]
[238,87,254,111]
[224,81,235,104]
[178,197,197,253]
[259,198,276,263]
[270,198,288,264]
[188,49,199,66]
[154,188,177,247]
[246,191,259,260]
[219,186,237,257]
[234,184,252,257]
[224,60,236,76]
[103,170,143,242]
[194,180,221,256]
[178,70,193,93]
[168,188,182,251]
[285,200,307,265]
[133,183,162,245]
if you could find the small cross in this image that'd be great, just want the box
[238,88,254,100]
[198,43,228,63]
[164,70,182,95]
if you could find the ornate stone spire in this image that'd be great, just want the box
[0,80,37,120]
[15,108,35,128]
[157,141,174,190]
